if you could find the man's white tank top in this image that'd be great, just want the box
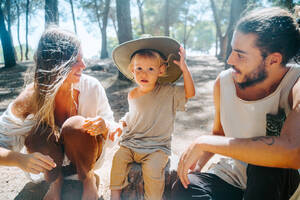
[207,65,300,189]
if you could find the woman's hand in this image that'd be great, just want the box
[83,117,108,137]
[18,152,56,174]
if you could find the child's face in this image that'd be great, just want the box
[131,55,164,88]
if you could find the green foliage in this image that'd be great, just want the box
[0,44,34,62]
[1,0,44,26]
[185,20,215,52]
[267,0,295,10]
[107,36,119,57]
[134,0,196,36]
[15,44,34,61]
[131,0,216,52]
[212,0,231,35]
[5,0,297,62]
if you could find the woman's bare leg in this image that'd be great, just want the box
[25,124,64,200]
[61,116,103,200]
[43,173,63,200]
[110,190,122,200]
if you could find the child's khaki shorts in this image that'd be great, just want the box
[110,145,169,200]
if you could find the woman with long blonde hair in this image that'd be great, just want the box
[0,27,114,200]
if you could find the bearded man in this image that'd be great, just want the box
[172,7,300,200]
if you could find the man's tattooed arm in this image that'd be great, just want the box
[251,136,276,146]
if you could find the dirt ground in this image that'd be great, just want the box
[0,55,224,200]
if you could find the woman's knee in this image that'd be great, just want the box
[61,116,99,155]
[61,115,86,137]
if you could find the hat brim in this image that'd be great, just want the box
[112,37,182,83]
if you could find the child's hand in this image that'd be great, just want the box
[83,117,108,137]
[109,128,122,141]
[108,121,127,141]
[173,46,195,99]
[173,46,188,72]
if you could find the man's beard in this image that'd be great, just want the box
[234,61,267,89]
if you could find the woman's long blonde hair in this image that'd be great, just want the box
[31,27,80,139]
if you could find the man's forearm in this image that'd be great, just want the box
[196,134,299,169]
[196,151,214,171]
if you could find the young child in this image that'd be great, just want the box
[85,37,195,200]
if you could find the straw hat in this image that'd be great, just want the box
[112,36,182,83]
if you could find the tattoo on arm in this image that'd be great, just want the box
[252,136,275,146]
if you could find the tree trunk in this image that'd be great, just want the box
[100,29,108,59]
[15,0,23,61]
[45,0,59,28]
[6,0,17,61]
[281,0,293,10]
[210,0,227,60]
[0,6,16,68]
[225,0,248,69]
[163,0,170,36]
[219,35,228,61]
[116,0,133,44]
[100,0,110,59]
[182,7,195,50]
[137,0,145,34]
[116,0,133,80]
[215,31,218,56]
[25,0,29,60]
[109,11,118,37]
[69,0,77,34]
[6,0,11,36]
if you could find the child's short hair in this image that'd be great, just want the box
[129,49,167,75]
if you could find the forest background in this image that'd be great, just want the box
[0,0,299,72]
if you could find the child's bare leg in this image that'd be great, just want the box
[110,189,122,200]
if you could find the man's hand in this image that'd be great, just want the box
[18,152,56,174]
[83,117,108,137]
[177,141,203,188]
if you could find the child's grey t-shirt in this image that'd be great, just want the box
[120,83,186,155]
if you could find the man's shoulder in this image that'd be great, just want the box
[219,68,232,78]
[285,64,300,77]
[217,68,234,88]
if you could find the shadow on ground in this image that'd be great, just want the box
[14,180,104,200]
